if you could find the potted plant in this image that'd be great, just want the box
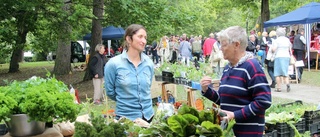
[0,75,81,136]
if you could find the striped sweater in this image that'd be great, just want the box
[202,52,272,137]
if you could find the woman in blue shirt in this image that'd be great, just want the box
[104,24,154,123]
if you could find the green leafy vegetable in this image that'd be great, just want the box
[167,115,188,136]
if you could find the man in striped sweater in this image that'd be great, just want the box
[200,26,272,137]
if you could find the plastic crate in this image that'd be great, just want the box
[295,118,305,133]
[162,71,173,77]
[310,122,320,136]
[0,124,8,135]
[265,123,276,132]
[279,100,303,107]
[264,130,277,137]
[162,76,174,83]
[174,77,182,85]
[276,123,294,137]
[304,109,320,131]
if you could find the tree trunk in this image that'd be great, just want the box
[83,0,104,81]
[9,48,23,73]
[260,0,270,32]
[53,0,72,75]
[9,13,29,73]
[53,40,71,75]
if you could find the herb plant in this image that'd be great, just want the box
[0,91,17,122]
[0,75,81,123]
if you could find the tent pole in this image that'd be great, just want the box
[304,24,311,71]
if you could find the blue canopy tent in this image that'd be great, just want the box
[264,2,320,71]
[83,26,125,40]
[83,26,125,56]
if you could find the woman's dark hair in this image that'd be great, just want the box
[122,24,146,50]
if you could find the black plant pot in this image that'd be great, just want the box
[162,76,174,83]
[181,78,188,85]
[187,80,192,87]
[174,77,182,84]
[162,71,173,78]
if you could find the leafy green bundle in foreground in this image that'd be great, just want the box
[0,75,80,123]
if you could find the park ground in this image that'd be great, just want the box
[0,61,320,106]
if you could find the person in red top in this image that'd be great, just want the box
[289,30,295,44]
[202,33,216,62]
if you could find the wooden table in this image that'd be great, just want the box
[161,82,196,107]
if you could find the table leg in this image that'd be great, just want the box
[161,83,168,103]
[187,88,195,107]
[316,53,319,71]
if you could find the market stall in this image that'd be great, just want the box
[264,2,320,71]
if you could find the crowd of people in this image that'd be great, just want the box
[144,32,229,77]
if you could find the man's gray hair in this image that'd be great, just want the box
[298,28,304,33]
[276,27,286,37]
[95,44,105,52]
[219,26,248,49]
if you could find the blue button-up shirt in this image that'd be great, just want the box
[104,51,154,121]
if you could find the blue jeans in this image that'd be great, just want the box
[152,51,159,64]
[260,50,266,68]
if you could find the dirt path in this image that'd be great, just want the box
[271,82,320,104]
[150,77,320,105]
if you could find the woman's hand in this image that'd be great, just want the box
[200,76,212,93]
[220,109,235,121]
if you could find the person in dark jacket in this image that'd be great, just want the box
[246,34,259,54]
[151,40,159,66]
[293,28,306,83]
[89,44,107,105]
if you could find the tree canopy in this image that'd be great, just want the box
[0,0,316,73]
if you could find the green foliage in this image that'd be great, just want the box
[196,121,223,137]
[73,112,128,137]
[143,104,223,137]
[0,91,17,121]
[74,122,96,137]
[167,115,189,136]
[199,109,215,124]
[223,119,236,137]
[177,104,200,119]
[0,75,81,123]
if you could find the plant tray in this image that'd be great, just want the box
[304,109,320,131]
[263,130,277,137]
[162,71,173,78]
[279,100,303,107]
[310,122,320,136]
[295,118,305,133]
[174,77,182,85]
[155,75,163,81]
[162,76,174,83]
[275,122,294,137]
